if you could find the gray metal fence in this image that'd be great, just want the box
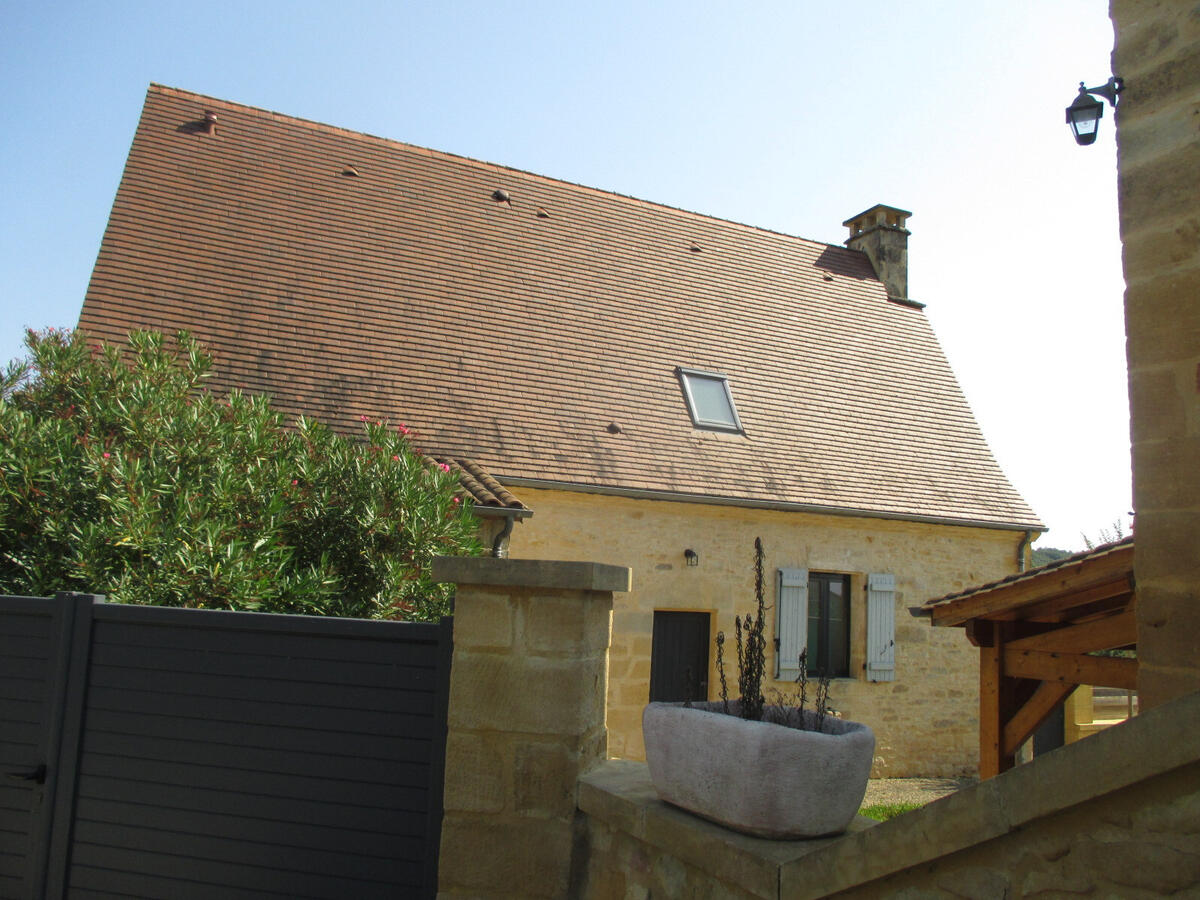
[0,592,452,899]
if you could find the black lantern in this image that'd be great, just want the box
[1066,77,1124,146]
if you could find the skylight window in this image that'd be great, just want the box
[677,367,743,433]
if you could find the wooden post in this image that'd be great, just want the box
[979,621,1003,779]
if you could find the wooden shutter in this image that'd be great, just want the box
[866,572,897,682]
[776,568,808,680]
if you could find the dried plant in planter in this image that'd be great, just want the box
[643,535,873,838]
[716,537,833,732]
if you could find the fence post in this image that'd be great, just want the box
[432,558,630,899]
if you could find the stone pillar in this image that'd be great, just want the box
[1111,2,1200,706]
[432,557,631,899]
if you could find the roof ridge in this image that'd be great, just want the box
[146,83,850,254]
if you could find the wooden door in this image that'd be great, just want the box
[649,612,710,703]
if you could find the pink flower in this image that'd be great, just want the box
[398,423,410,435]
[439,463,450,473]
[392,455,400,461]
[291,479,298,486]
[102,452,111,459]
[452,496,461,505]
[360,414,369,422]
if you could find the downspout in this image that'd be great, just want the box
[1017,529,1034,572]
[492,514,515,558]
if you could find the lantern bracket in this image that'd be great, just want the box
[1080,76,1124,107]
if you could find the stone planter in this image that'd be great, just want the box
[642,701,875,839]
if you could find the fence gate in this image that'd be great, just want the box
[0,592,452,899]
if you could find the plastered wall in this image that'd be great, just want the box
[508,487,1027,776]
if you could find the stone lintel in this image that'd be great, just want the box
[433,556,632,593]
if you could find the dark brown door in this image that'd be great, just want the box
[649,611,710,703]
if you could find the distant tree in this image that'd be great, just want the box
[0,328,481,619]
[1031,546,1073,568]
[1082,518,1129,551]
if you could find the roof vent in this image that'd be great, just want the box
[607,422,623,434]
[342,165,359,177]
[492,189,511,203]
[203,111,217,135]
[536,207,550,218]
[689,243,702,253]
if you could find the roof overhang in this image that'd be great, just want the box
[922,537,1136,779]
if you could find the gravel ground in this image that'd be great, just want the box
[862,776,977,808]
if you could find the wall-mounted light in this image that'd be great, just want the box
[1066,77,1124,146]
[684,549,699,567]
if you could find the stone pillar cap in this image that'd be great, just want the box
[432,556,632,593]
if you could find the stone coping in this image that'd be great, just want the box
[578,760,877,900]
[580,688,1200,899]
[432,557,632,593]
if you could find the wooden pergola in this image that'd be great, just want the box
[923,538,1136,778]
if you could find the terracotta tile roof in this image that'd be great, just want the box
[435,457,528,514]
[77,84,1042,530]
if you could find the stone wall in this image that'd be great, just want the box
[576,689,1200,899]
[432,557,630,899]
[1112,0,1200,705]
[510,487,1027,775]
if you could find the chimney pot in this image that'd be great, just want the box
[843,204,913,303]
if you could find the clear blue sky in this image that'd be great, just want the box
[0,0,1127,550]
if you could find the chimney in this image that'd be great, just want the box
[843,204,913,304]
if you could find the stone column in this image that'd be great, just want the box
[1111,1,1200,706]
[432,557,631,899]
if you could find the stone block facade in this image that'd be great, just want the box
[1112,0,1200,705]
[510,487,1027,776]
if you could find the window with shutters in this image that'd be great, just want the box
[776,568,896,682]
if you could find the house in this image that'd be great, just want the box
[77,84,1043,775]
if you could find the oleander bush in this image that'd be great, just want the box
[0,327,480,619]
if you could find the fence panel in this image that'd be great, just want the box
[0,595,452,899]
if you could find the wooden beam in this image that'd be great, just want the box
[1003,649,1137,691]
[1002,680,1076,757]
[965,619,992,647]
[929,545,1134,627]
[979,624,1003,780]
[1007,581,1133,624]
[1006,609,1137,654]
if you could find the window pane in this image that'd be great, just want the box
[687,374,737,427]
[807,588,822,670]
[827,578,849,677]
[806,573,850,677]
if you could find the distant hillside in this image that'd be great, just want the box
[1032,546,1073,567]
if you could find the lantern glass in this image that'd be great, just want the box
[1067,94,1104,146]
